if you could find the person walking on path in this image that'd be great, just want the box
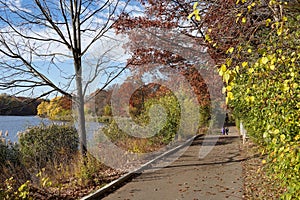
[225,127,229,135]
[222,127,225,135]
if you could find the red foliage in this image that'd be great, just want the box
[114,1,214,107]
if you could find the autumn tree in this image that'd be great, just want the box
[0,0,132,156]
[114,0,224,131]
[37,96,72,120]
[85,89,112,117]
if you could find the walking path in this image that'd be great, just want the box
[103,127,245,200]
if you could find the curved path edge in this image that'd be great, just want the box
[81,134,203,200]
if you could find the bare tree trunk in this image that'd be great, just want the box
[72,0,87,156]
[75,73,87,156]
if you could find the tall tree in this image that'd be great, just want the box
[0,0,130,156]
[115,1,208,103]
[114,0,221,125]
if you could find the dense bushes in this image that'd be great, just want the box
[19,124,79,171]
[0,142,21,168]
[216,1,300,198]
[0,124,79,199]
[102,93,209,153]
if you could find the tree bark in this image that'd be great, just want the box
[72,0,87,156]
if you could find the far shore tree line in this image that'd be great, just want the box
[1,81,191,122]
[0,94,42,116]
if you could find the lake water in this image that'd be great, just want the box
[0,115,103,144]
[0,116,56,143]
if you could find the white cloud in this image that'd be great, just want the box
[0,0,136,96]
[6,0,31,12]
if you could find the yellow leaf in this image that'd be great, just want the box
[247,49,252,53]
[293,83,298,89]
[224,73,230,84]
[242,17,247,23]
[261,57,269,64]
[227,92,234,99]
[282,16,288,22]
[205,34,212,43]
[221,64,227,72]
[219,70,224,76]
[226,58,232,66]
[270,65,275,70]
[235,65,240,73]
[242,61,248,67]
[266,18,271,26]
[280,134,286,142]
[277,27,282,36]
[193,2,198,9]
[227,47,234,54]
[262,160,266,164]
[248,68,254,73]
[187,13,194,20]
[226,85,232,91]
[188,2,201,21]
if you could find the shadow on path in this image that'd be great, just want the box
[102,131,246,200]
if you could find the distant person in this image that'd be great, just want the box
[222,127,225,135]
[225,127,229,135]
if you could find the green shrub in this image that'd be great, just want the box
[97,116,112,123]
[102,119,128,143]
[102,93,208,146]
[19,124,78,171]
[0,141,21,168]
[143,95,180,144]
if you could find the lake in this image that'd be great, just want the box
[0,115,103,144]
[0,116,56,143]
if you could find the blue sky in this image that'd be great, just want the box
[0,0,143,99]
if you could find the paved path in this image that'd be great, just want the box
[103,127,244,200]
